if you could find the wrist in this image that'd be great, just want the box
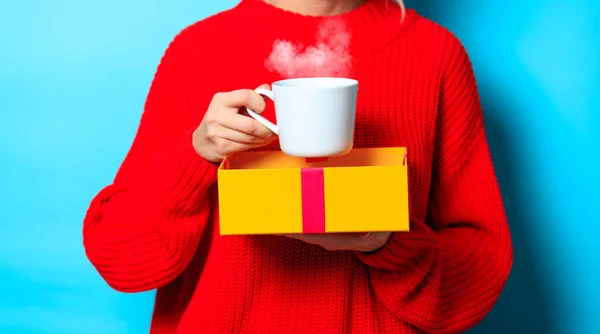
[191,127,204,157]
[192,127,222,164]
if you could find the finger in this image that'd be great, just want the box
[219,113,274,139]
[253,84,272,106]
[282,234,359,251]
[217,89,267,113]
[214,124,272,145]
[212,138,267,158]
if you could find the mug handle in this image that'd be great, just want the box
[245,88,279,135]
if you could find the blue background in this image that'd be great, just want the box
[0,0,598,333]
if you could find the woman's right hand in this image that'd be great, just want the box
[193,85,276,162]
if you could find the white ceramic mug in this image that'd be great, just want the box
[246,77,358,158]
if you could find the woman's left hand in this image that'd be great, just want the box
[283,232,392,252]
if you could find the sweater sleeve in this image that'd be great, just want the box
[355,38,513,333]
[83,26,218,293]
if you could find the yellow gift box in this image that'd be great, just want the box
[217,147,410,235]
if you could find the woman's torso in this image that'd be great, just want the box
[150,4,450,333]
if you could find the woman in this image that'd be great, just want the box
[83,0,513,333]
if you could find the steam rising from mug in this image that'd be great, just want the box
[265,19,352,78]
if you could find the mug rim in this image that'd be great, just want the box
[272,77,358,89]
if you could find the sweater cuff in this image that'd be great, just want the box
[356,219,436,271]
[130,129,219,214]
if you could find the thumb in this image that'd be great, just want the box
[255,83,271,90]
[251,83,272,114]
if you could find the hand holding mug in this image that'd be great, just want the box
[194,84,276,162]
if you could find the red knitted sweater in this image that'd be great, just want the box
[83,0,513,333]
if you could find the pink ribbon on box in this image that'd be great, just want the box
[300,168,326,234]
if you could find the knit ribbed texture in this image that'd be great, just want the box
[83,0,513,333]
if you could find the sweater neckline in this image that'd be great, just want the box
[235,0,418,57]
[242,0,389,20]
